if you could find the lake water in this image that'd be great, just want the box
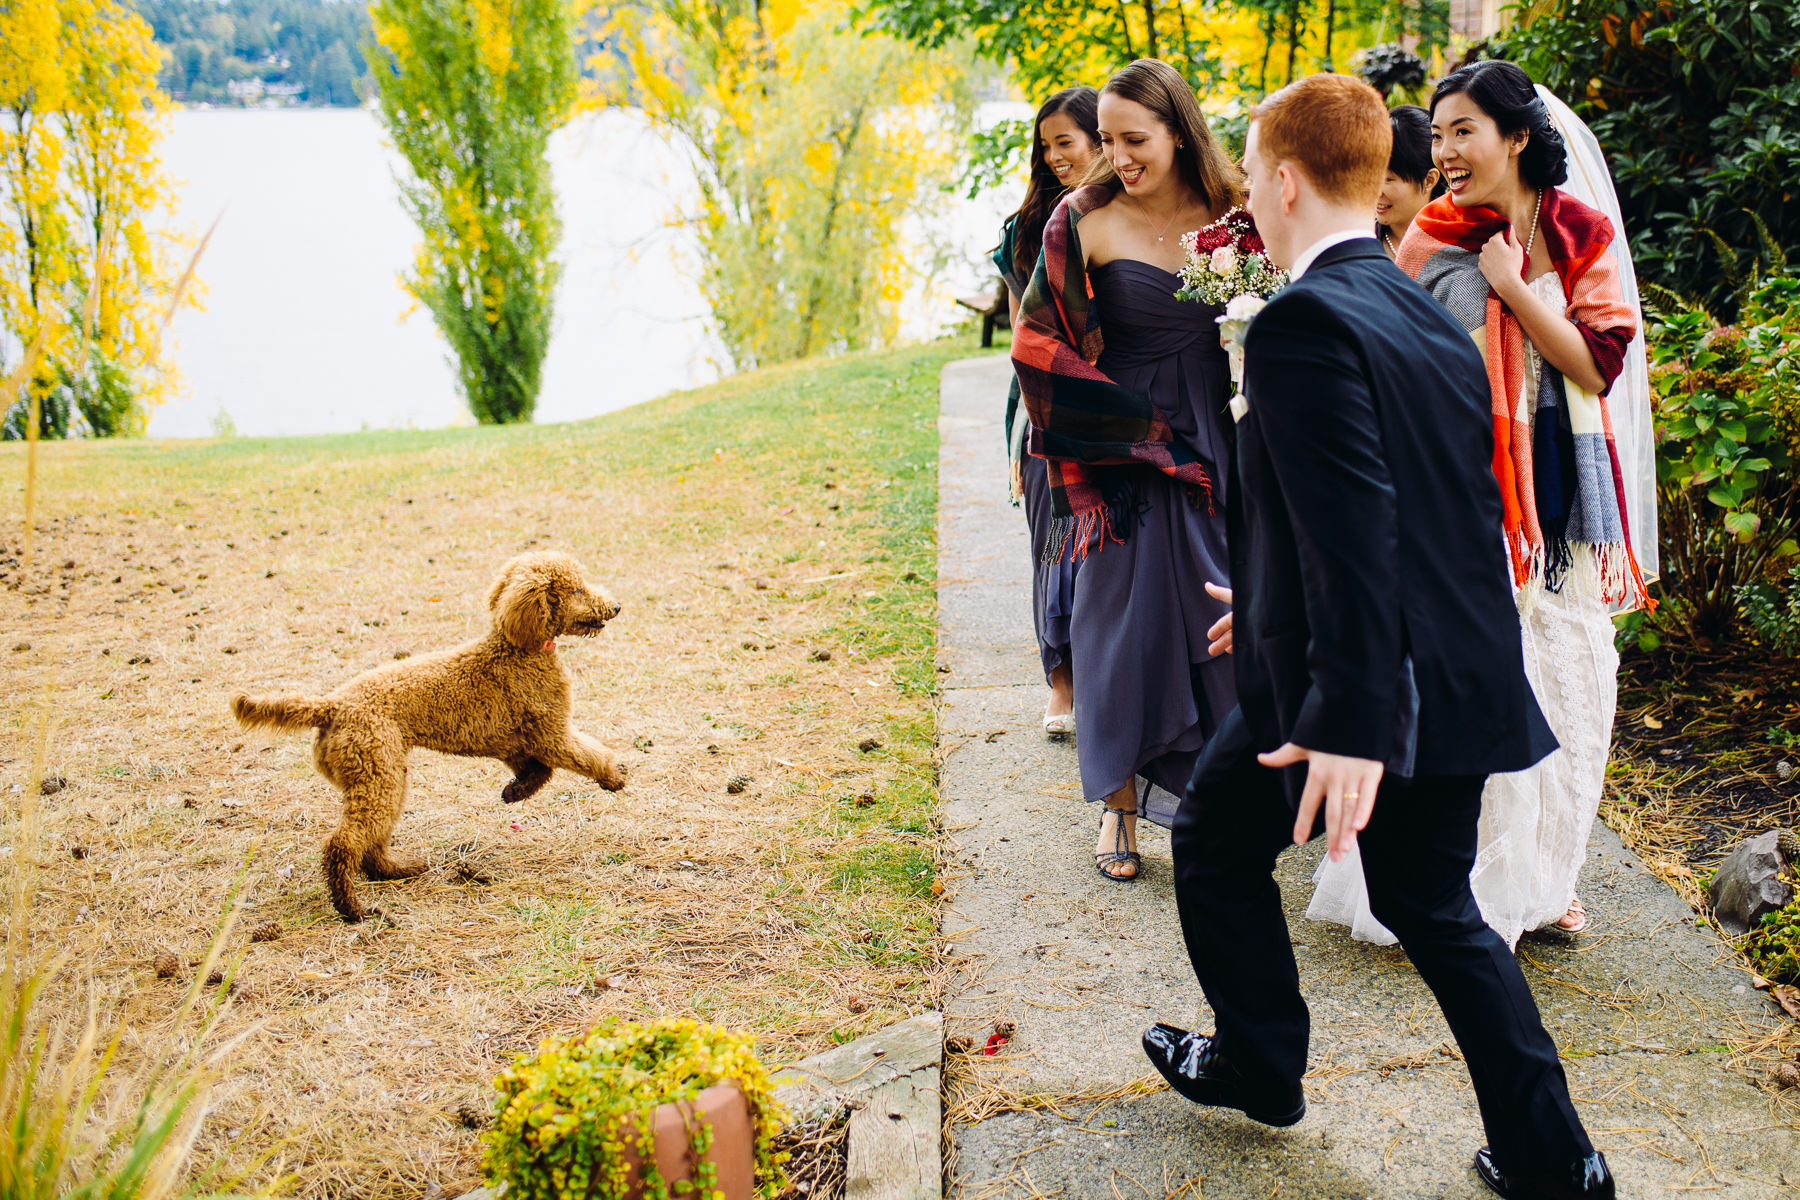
[151,107,1020,438]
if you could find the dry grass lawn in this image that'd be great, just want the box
[0,341,974,1196]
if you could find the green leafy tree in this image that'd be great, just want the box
[605,0,972,368]
[368,0,579,424]
[864,0,1450,191]
[861,0,1449,98]
[1487,0,1800,318]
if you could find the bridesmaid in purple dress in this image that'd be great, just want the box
[994,87,1102,740]
[1021,59,1242,879]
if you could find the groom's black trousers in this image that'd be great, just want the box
[1172,708,1594,1172]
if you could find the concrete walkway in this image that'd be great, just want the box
[935,354,1799,1199]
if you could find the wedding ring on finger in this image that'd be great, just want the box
[1343,792,1360,802]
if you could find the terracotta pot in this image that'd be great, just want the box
[615,1083,755,1200]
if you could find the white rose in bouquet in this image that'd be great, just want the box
[1209,246,1239,276]
[1224,294,1268,321]
[1216,294,1272,421]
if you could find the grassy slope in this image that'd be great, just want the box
[0,340,973,1195]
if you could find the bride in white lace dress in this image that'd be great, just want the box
[1309,536,1620,948]
[1308,65,1657,949]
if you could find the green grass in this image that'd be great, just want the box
[505,897,627,988]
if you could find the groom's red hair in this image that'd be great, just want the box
[1250,74,1391,207]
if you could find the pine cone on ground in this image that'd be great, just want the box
[153,952,180,979]
[1776,828,1800,865]
[455,1099,492,1129]
[249,922,282,943]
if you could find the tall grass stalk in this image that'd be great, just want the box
[1,683,254,1198]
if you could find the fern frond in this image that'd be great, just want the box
[1640,280,1716,324]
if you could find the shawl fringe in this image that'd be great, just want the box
[1400,188,1651,612]
[1011,186,1221,561]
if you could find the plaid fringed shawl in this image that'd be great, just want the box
[1010,186,1215,561]
[1397,189,1650,609]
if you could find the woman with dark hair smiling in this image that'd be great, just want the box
[1310,59,1651,956]
[1011,59,1241,880]
[995,86,1101,742]
[1375,104,1442,257]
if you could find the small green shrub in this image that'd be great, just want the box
[1766,725,1800,749]
[0,383,71,442]
[1741,564,1800,656]
[483,1017,786,1200]
[1741,898,1800,986]
[2,348,148,441]
[1646,274,1800,643]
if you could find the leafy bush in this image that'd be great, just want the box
[2,351,145,441]
[1488,0,1800,319]
[0,385,71,442]
[1742,897,1800,985]
[1741,564,1800,656]
[483,1017,786,1200]
[1647,274,1800,643]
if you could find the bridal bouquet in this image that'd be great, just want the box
[1174,206,1286,307]
[1174,207,1287,413]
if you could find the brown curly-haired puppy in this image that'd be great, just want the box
[230,552,626,922]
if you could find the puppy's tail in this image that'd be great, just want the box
[231,692,334,731]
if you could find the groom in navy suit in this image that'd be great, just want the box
[1142,75,1614,1200]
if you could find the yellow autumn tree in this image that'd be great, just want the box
[58,0,181,435]
[0,0,182,440]
[0,0,73,438]
[603,0,973,367]
[368,0,580,424]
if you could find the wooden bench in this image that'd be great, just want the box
[956,277,1011,348]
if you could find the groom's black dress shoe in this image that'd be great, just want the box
[1474,1147,1615,1200]
[1140,1023,1305,1127]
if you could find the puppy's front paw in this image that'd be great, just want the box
[596,758,628,791]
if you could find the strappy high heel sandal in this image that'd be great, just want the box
[1095,806,1142,882]
[1552,895,1588,934]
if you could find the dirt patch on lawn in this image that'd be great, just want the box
[0,344,964,1196]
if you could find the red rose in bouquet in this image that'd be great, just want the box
[1191,225,1234,253]
[1173,206,1289,309]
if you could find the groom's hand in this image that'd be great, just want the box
[1204,582,1233,656]
[1257,744,1384,861]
